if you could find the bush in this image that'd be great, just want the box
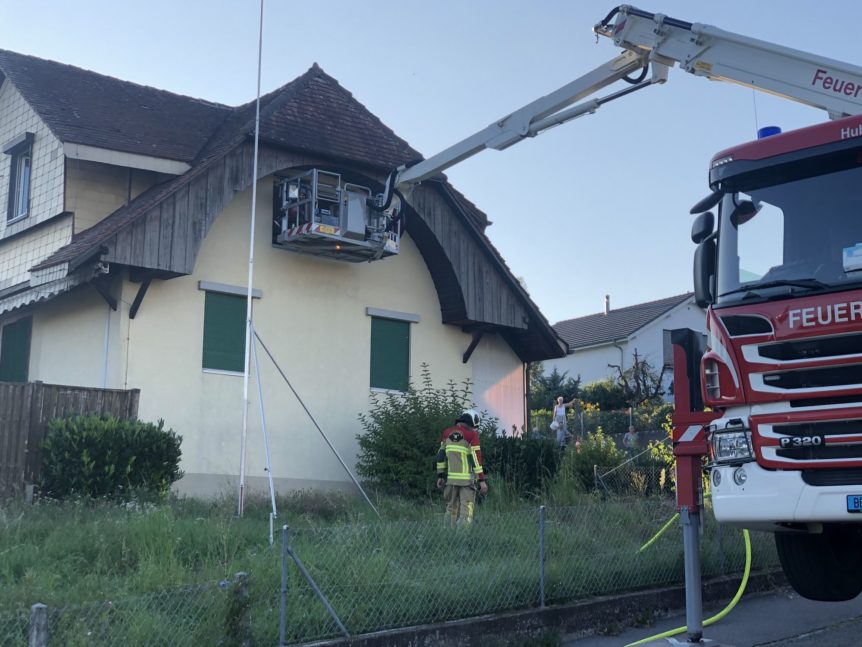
[356,365,495,498]
[40,414,183,500]
[551,427,625,497]
[480,431,560,496]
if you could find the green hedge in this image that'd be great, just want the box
[480,433,560,495]
[40,414,183,500]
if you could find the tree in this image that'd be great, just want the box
[579,378,628,411]
[529,363,580,410]
[608,348,668,406]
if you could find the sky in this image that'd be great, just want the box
[0,0,857,325]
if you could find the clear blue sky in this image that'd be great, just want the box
[1,1,856,324]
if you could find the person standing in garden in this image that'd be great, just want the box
[623,425,639,456]
[436,409,488,527]
[552,396,576,449]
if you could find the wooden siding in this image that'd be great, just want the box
[410,184,529,330]
[102,144,330,276]
[0,382,140,499]
[99,141,528,332]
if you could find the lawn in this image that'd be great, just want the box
[0,489,777,646]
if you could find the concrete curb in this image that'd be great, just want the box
[292,570,787,647]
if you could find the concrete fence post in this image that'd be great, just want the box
[28,603,48,647]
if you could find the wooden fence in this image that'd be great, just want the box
[0,382,140,499]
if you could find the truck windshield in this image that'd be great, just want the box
[716,165,862,306]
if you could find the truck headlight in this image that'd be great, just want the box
[709,429,754,464]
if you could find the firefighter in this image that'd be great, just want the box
[436,409,488,527]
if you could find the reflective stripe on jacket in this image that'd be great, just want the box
[436,423,485,486]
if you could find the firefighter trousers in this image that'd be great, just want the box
[444,484,476,527]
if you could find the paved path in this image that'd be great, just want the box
[563,588,862,646]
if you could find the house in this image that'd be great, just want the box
[0,50,566,495]
[545,293,705,397]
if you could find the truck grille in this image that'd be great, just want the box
[777,444,862,460]
[755,416,862,469]
[759,333,862,361]
[762,365,862,390]
[779,420,862,436]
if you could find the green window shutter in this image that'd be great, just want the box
[370,317,410,391]
[0,316,32,382]
[202,293,247,372]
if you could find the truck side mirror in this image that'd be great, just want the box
[691,211,715,244]
[693,239,716,307]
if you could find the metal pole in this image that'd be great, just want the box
[279,525,288,646]
[287,545,349,637]
[680,507,703,643]
[539,505,546,608]
[254,330,380,517]
[250,322,278,522]
[238,0,266,518]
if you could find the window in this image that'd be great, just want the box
[202,292,247,372]
[370,316,410,391]
[4,132,34,223]
[0,316,32,382]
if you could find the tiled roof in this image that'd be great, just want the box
[0,49,231,163]
[9,50,562,359]
[553,293,695,350]
[31,62,488,270]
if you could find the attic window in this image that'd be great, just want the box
[4,132,34,223]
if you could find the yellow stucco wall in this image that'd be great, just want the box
[30,285,111,386]
[65,159,162,233]
[28,176,525,495]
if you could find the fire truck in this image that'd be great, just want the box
[278,5,862,622]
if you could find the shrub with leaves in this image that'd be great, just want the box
[40,414,183,500]
[552,427,626,496]
[356,365,495,498]
[480,430,561,496]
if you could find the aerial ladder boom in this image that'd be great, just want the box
[377,4,862,207]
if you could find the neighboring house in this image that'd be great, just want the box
[546,294,705,398]
[0,50,566,495]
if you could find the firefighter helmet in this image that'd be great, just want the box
[458,409,480,427]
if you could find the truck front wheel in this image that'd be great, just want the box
[775,524,862,602]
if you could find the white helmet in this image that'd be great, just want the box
[458,409,480,427]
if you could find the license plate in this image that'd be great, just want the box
[317,225,337,235]
[847,495,862,513]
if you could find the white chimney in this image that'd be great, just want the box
[604,294,610,315]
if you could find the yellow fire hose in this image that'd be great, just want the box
[624,519,752,646]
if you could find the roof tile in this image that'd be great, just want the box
[553,293,695,349]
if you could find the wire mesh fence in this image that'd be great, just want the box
[278,500,778,644]
[0,607,28,646]
[1,499,779,646]
[46,582,231,646]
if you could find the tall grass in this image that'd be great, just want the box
[0,487,778,645]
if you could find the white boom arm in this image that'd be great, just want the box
[378,4,862,204]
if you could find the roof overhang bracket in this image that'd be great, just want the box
[91,278,117,311]
[129,272,155,320]
[462,330,485,364]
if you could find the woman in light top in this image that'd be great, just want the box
[553,396,576,448]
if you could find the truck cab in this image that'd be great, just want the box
[690,113,862,600]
